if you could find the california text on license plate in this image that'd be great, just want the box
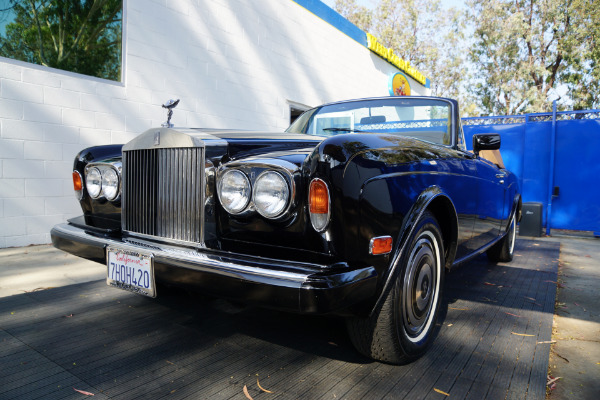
[107,247,156,297]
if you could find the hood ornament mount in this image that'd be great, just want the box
[161,99,180,128]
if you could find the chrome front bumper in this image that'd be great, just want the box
[51,223,377,314]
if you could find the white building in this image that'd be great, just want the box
[0,0,430,248]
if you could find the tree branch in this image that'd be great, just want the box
[28,0,49,66]
[44,13,58,52]
[60,0,106,61]
[82,3,121,51]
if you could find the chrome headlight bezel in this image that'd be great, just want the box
[85,167,102,198]
[85,162,122,201]
[253,170,290,219]
[217,169,252,215]
[217,160,297,220]
[101,167,120,201]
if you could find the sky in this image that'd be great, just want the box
[321,0,467,11]
[319,0,571,103]
[0,0,17,34]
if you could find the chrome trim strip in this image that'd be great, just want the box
[54,223,311,283]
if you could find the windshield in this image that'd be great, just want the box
[286,98,453,146]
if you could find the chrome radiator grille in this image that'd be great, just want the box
[122,148,204,243]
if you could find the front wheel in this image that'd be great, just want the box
[346,211,445,364]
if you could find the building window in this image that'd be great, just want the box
[289,102,310,125]
[0,0,123,81]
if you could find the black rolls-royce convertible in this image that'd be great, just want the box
[51,96,521,364]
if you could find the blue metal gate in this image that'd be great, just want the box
[463,109,600,235]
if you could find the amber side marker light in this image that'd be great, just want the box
[308,178,330,232]
[309,179,329,214]
[370,236,393,255]
[72,171,82,190]
[72,170,83,200]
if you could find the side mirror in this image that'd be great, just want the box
[473,134,501,156]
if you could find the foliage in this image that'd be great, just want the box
[0,0,122,81]
[468,0,575,114]
[560,0,599,109]
[336,0,599,115]
[333,0,373,32]
[335,0,472,114]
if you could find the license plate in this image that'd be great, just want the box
[107,247,156,297]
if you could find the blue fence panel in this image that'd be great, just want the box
[463,110,600,234]
[520,119,552,223]
[552,117,600,231]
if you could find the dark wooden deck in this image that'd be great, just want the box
[0,239,559,399]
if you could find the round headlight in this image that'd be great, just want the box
[253,171,290,218]
[86,167,102,198]
[218,169,251,214]
[101,168,120,200]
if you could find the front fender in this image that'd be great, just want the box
[74,144,124,228]
[365,185,458,317]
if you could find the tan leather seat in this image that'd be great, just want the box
[479,149,505,169]
[468,149,506,169]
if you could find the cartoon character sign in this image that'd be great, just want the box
[389,72,411,96]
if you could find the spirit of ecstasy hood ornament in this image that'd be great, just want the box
[161,99,180,128]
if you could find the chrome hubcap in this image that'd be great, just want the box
[402,232,440,342]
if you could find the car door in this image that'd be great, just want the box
[472,157,506,250]
[447,152,479,260]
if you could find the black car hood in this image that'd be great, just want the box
[189,128,321,141]
[126,127,323,164]
[127,128,458,169]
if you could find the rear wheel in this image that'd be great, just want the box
[487,213,516,262]
[346,211,445,364]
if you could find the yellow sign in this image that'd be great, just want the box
[389,73,411,96]
[366,33,427,86]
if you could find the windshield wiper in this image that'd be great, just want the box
[322,127,365,132]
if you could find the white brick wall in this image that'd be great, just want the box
[0,0,428,248]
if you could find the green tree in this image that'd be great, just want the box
[336,0,599,115]
[561,0,599,109]
[335,0,471,113]
[467,0,593,115]
[333,0,373,32]
[0,0,122,81]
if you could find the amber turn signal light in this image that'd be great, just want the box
[309,178,330,232]
[72,171,82,191]
[309,179,329,214]
[72,170,83,200]
[369,236,393,255]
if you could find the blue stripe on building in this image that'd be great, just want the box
[291,0,367,46]
[291,0,430,89]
